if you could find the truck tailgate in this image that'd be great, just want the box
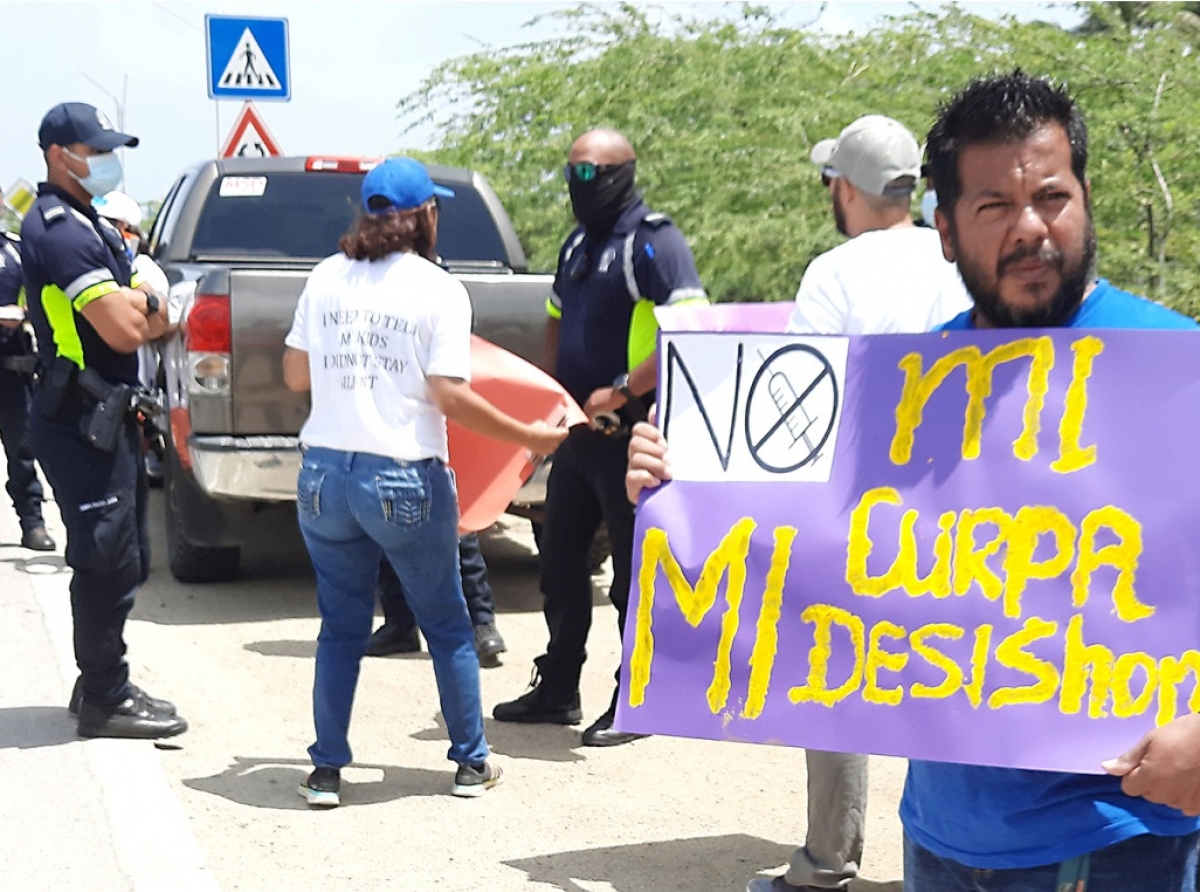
[229,268,312,435]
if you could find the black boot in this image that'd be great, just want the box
[365,623,421,657]
[493,661,581,724]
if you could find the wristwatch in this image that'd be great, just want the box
[144,293,161,317]
[612,372,635,401]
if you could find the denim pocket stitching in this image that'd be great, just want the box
[296,464,326,519]
[374,465,432,528]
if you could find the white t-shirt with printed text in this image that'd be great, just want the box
[787,226,971,335]
[285,250,472,462]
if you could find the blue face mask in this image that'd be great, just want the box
[66,150,123,197]
[921,189,938,228]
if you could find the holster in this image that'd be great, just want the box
[76,367,133,454]
[36,356,79,419]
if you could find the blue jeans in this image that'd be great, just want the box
[903,831,1200,892]
[377,531,496,628]
[296,447,488,769]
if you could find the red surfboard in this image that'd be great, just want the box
[447,335,586,532]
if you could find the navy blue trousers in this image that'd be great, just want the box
[29,392,149,707]
[0,367,45,533]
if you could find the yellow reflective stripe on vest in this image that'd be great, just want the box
[130,270,144,289]
[65,267,115,301]
[627,299,658,370]
[545,296,562,320]
[626,295,708,371]
[41,284,85,369]
[74,280,120,312]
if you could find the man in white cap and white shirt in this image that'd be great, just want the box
[764,115,970,890]
[789,114,969,336]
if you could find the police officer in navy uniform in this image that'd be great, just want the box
[0,192,55,552]
[22,103,186,739]
[493,128,707,745]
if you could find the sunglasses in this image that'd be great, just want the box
[820,166,840,188]
[563,161,623,183]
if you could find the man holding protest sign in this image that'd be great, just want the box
[627,71,1200,889]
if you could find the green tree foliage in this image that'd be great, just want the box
[400,3,1200,314]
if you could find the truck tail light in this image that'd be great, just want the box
[186,293,231,353]
[186,293,231,394]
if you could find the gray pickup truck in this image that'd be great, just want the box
[146,155,551,583]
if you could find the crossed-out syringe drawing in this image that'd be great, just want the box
[662,339,841,476]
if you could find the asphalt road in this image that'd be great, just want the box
[9,481,909,892]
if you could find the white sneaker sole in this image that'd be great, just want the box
[451,767,503,798]
[298,783,340,808]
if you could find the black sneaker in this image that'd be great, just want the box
[69,678,176,717]
[492,671,582,724]
[474,621,507,668]
[77,691,188,740]
[451,761,503,798]
[299,767,340,808]
[365,623,421,657]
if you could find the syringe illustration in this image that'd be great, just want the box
[759,347,819,454]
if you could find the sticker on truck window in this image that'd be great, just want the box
[219,177,268,197]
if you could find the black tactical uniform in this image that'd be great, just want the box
[22,102,185,740]
[0,231,53,550]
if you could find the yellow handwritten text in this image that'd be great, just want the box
[890,335,1101,472]
[845,487,1152,621]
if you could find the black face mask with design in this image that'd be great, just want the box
[569,160,639,234]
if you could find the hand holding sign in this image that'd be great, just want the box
[626,416,671,504]
[1104,712,1200,815]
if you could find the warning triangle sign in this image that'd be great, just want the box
[220,102,283,159]
[217,27,280,90]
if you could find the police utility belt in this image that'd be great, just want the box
[37,356,159,453]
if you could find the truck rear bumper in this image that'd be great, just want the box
[187,435,550,511]
[189,435,304,502]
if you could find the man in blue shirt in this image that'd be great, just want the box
[903,71,1200,890]
[628,71,1200,889]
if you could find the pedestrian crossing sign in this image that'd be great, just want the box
[206,15,290,101]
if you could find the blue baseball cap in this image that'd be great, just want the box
[361,157,454,214]
[38,102,139,151]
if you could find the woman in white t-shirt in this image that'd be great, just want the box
[283,158,566,808]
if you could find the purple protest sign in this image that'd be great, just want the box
[616,326,1200,773]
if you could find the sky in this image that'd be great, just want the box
[2,1,1083,204]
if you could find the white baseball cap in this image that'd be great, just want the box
[810,115,921,196]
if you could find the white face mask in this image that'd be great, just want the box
[921,189,938,228]
[65,149,123,197]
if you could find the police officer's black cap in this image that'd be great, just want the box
[38,102,139,152]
